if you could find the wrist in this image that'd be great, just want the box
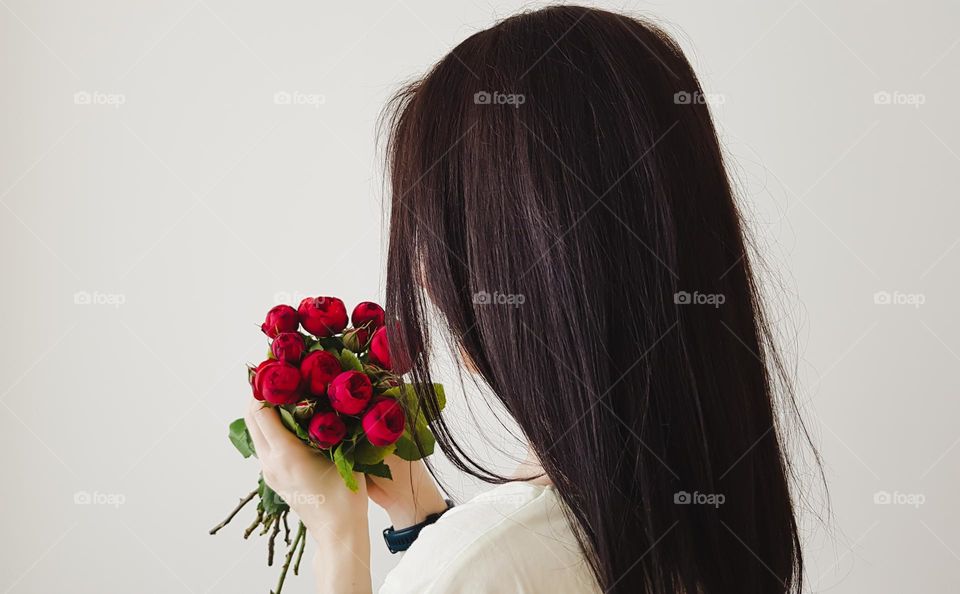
[293,487,368,533]
[310,517,369,545]
[311,530,372,594]
[299,499,369,540]
[304,511,369,540]
[384,490,449,529]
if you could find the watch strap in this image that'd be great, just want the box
[382,499,454,554]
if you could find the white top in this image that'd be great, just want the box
[379,481,601,593]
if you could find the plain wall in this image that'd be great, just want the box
[2,1,958,592]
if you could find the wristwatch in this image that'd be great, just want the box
[382,500,454,554]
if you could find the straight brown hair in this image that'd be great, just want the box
[383,6,810,593]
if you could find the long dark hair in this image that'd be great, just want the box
[383,6,809,593]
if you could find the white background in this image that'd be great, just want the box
[2,1,958,592]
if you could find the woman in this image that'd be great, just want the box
[245,5,810,593]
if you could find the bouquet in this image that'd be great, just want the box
[210,296,445,593]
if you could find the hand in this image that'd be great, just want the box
[244,398,368,535]
[246,399,373,594]
[366,455,448,529]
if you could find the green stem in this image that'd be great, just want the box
[282,510,291,545]
[209,489,258,535]
[260,514,274,536]
[244,509,263,539]
[293,522,307,575]
[268,516,281,566]
[272,522,306,594]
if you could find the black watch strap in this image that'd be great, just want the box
[382,500,454,554]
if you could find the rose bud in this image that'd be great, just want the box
[341,328,366,352]
[368,371,399,388]
[298,296,348,338]
[327,370,373,415]
[293,400,316,423]
[261,304,299,338]
[270,332,306,363]
[249,359,275,401]
[308,411,347,449]
[361,397,406,446]
[350,302,385,343]
[368,326,392,370]
[254,360,303,405]
[300,350,342,396]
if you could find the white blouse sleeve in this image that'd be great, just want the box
[378,483,599,594]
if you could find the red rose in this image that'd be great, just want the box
[351,301,385,328]
[350,302,385,343]
[254,360,303,405]
[298,297,348,338]
[369,326,392,370]
[249,359,274,401]
[308,411,346,449]
[327,371,373,415]
[270,332,305,363]
[261,305,299,338]
[300,350,341,396]
[361,398,406,446]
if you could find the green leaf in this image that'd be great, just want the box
[258,475,289,515]
[319,336,344,351]
[333,443,359,491]
[432,384,446,412]
[340,348,363,372]
[411,417,436,457]
[393,429,434,461]
[354,461,393,480]
[278,407,310,441]
[395,383,446,423]
[228,418,255,458]
[354,440,395,465]
[310,337,343,355]
[343,416,363,441]
[393,434,421,461]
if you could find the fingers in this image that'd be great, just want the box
[248,398,303,451]
[245,398,270,457]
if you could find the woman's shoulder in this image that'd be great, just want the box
[379,482,600,594]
